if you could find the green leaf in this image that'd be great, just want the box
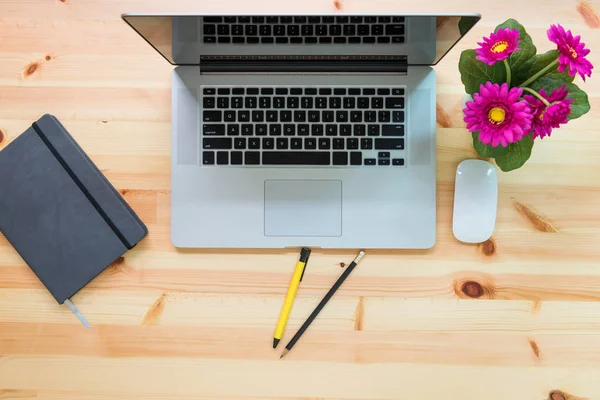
[459,49,507,95]
[530,76,591,120]
[513,50,574,86]
[459,16,479,36]
[495,19,537,75]
[472,132,508,158]
[494,135,534,172]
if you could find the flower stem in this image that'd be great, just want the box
[504,59,511,86]
[522,87,550,106]
[520,59,559,88]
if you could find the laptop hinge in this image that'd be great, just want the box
[198,55,408,73]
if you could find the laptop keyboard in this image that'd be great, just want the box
[201,86,406,167]
[202,16,405,44]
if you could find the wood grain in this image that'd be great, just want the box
[1,0,600,399]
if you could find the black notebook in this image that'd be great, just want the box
[0,114,147,304]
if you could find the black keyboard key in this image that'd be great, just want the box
[245,151,260,165]
[261,37,274,43]
[232,88,244,94]
[204,25,216,35]
[252,110,264,122]
[350,16,363,23]
[344,97,355,108]
[347,138,359,150]
[305,37,318,44]
[231,151,243,165]
[269,124,282,136]
[326,124,337,136]
[363,88,375,95]
[280,16,292,23]
[218,88,231,95]
[311,124,324,136]
[375,138,404,150]
[203,124,225,136]
[329,97,341,109]
[276,37,289,44]
[329,25,341,35]
[227,124,239,135]
[377,37,391,44]
[246,88,259,95]
[289,88,302,95]
[238,111,250,122]
[393,111,405,123]
[334,37,346,43]
[336,111,348,122]
[319,138,331,150]
[263,137,274,149]
[354,124,366,136]
[371,25,384,36]
[316,27,328,37]
[322,111,334,123]
[392,16,405,23]
[245,25,257,35]
[204,36,216,43]
[386,24,405,35]
[294,110,306,122]
[315,97,327,109]
[204,17,222,23]
[203,151,215,165]
[287,97,299,109]
[379,151,390,158]
[393,158,405,166]
[291,137,303,149]
[348,37,361,44]
[319,37,332,43]
[256,124,268,136]
[203,97,215,108]
[280,111,292,122]
[232,25,244,35]
[233,37,246,44]
[340,124,352,136]
[368,125,380,136]
[277,138,289,149]
[231,97,243,108]
[301,97,313,109]
[217,24,230,35]
[287,25,300,36]
[348,88,361,95]
[298,124,310,136]
[308,16,321,23]
[372,97,384,108]
[252,16,265,23]
[392,36,404,44]
[263,151,330,165]
[343,25,356,35]
[234,138,246,149]
[290,37,303,44]
[365,111,376,123]
[308,110,320,122]
[365,158,376,165]
[333,88,345,96]
[333,138,344,150]
[365,16,377,23]
[379,110,390,122]
[294,16,307,23]
[336,16,349,23]
[333,152,348,165]
[273,97,285,108]
[377,88,390,95]
[204,138,232,149]
[350,111,362,122]
[322,16,334,23]
[203,110,222,122]
[245,97,257,109]
[266,111,278,122]
[238,16,251,23]
[224,17,236,23]
[274,25,286,35]
[302,25,314,35]
[363,37,376,43]
[261,88,274,95]
[382,125,404,136]
[266,16,279,23]
[379,16,391,23]
[242,124,254,136]
[350,151,362,165]
[224,111,236,122]
[357,97,369,108]
[260,97,271,109]
[283,124,295,136]
[378,159,390,166]
[276,88,288,95]
[305,138,317,149]
[358,25,369,35]
[386,97,405,108]
[203,88,216,95]
[218,37,231,43]
[392,88,405,96]
[361,138,373,150]
[260,25,271,35]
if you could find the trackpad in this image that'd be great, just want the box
[264,180,342,237]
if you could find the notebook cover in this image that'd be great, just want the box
[0,114,148,304]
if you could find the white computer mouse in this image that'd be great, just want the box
[452,159,498,243]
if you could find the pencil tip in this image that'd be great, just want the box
[280,349,289,358]
[273,338,280,348]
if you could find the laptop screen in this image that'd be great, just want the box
[122,14,480,66]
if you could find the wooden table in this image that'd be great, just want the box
[1,0,599,398]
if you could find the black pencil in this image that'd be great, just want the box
[280,250,366,358]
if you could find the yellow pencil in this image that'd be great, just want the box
[273,247,311,348]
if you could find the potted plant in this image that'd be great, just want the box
[459,19,593,171]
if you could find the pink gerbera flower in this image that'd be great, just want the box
[547,24,593,81]
[475,27,521,65]
[524,86,573,139]
[464,82,533,147]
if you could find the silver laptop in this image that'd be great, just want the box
[122,13,480,249]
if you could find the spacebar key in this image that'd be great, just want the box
[263,151,330,165]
